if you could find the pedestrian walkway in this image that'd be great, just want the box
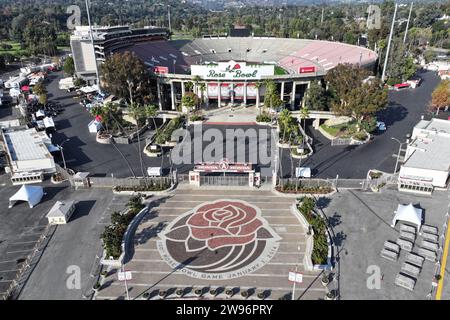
[95,189,326,300]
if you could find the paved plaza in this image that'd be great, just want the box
[322,187,449,300]
[95,188,327,300]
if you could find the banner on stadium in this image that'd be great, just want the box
[192,60,274,80]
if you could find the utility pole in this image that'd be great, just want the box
[381,3,398,83]
[167,5,172,34]
[403,2,413,43]
[85,0,102,93]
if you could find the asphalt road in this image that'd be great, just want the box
[47,71,163,178]
[279,70,442,179]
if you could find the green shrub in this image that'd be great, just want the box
[353,131,368,141]
[154,116,184,144]
[100,195,147,259]
[256,112,272,123]
[189,115,204,122]
[296,198,328,265]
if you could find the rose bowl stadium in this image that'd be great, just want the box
[70,26,378,111]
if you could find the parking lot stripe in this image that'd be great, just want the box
[9,241,38,245]
[6,249,33,254]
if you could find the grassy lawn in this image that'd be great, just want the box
[274,65,288,75]
[170,33,194,41]
[320,121,357,138]
[0,40,27,55]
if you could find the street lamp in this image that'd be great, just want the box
[57,138,70,170]
[391,135,410,174]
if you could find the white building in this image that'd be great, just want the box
[46,201,76,224]
[1,127,56,176]
[399,118,450,194]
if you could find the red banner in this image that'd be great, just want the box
[194,160,253,173]
[154,66,169,74]
[298,66,316,73]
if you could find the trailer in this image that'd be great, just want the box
[4,75,29,89]
[58,77,75,91]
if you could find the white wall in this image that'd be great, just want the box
[400,166,449,188]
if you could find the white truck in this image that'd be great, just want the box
[4,75,29,89]
[58,77,75,91]
[147,167,162,177]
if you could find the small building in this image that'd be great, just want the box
[46,201,76,224]
[1,127,56,176]
[399,118,450,194]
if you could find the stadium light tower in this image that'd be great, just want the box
[381,3,398,83]
[403,2,413,43]
[85,0,102,94]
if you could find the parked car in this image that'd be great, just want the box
[376,121,386,131]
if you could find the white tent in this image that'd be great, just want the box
[9,185,44,209]
[88,120,102,133]
[391,203,423,231]
[43,116,55,129]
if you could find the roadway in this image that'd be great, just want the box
[279,70,442,178]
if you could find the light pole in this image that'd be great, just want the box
[381,3,398,83]
[403,2,414,44]
[85,0,102,93]
[391,135,410,174]
[57,138,70,170]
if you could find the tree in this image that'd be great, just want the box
[181,92,199,114]
[74,77,86,88]
[63,56,75,76]
[327,64,387,130]
[39,93,48,105]
[386,38,417,84]
[128,103,146,178]
[304,81,329,111]
[33,82,47,96]
[263,80,283,112]
[101,52,154,105]
[430,80,450,114]
[145,104,159,133]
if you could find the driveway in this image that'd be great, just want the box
[280,70,442,178]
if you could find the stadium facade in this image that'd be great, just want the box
[70,26,378,111]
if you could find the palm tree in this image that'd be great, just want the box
[198,82,206,108]
[255,81,262,111]
[145,104,159,134]
[278,108,292,144]
[299,106,310,149]
[128,103,146,178]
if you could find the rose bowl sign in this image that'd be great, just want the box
[157,199,281,280]
[191,60,274,80]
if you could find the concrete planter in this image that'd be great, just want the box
[96,133,113,144]
[112,184,175,196]
[188,120,204,126]
[276,142,293,149]
[255,121,272,126]
[163,141,177,147]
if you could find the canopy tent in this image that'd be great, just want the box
[88,119,102,133]
[391,203,423,231]
[9,185,44,209]
[35,109,46,119]
[43,116,55,129]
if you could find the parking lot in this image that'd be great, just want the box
[0,176,70,297]
[95,188,327,300]
[18,189,128,300]
[321,187,449,299]
[281,70,442,179]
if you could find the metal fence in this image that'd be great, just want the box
[277,178,334,189]
[331,138,353,146]
[88,176,173,188]
[200,175,250,186]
